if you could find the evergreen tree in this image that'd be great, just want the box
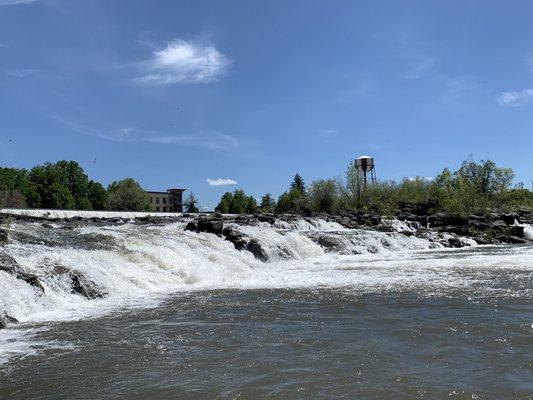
[290,173,306,194]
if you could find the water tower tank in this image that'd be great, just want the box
[355,155,374,172]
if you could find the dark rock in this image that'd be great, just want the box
[317,236,344,252]
[70,272,104,299]
[508,225,525,238]
[257,215,275,224]
[500,213,519,225]
[0,251,44,292]
[0,311,19,328]
[184,220,198,232]
[468,220,491,231]
[247,239,268,262]
[50,264,104,299]
[41,223,54,229]
[498,235,527,244]
[197,218,223,235]
[366,245,379,253]
[399,230,414,237]
[448,237,464,248]
[18,271,45,292]
[428,213,467,227]
[0,229,8,245]
[468,214,487,222]
[473,236,497,245]
[222,228,248,251]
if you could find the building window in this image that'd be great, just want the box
[162,206,166,212]
[162,197,166,204]
[150,197,153,204]
[156,197,160,204]
[156,207,160,212]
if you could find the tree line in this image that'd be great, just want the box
[215,158,533,216]
[0,160,197,212]
[2,158,531,216]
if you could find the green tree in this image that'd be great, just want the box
[28,160,92,209]
[87,180,108,210]
[308,179,338,213]
[105,178,150,211]
[184,192,200,213]
[259,193,276,213]
[215,189,257,214]
[290,173,306,194]
[276,188,308,214]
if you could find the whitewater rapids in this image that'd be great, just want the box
[0,216,532,366]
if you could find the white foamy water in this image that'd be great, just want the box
[0,219,532,366]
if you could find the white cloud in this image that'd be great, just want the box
[206,178,238,186]
[136,39,230,85]
[0,0,38,5]
[498,88,533,107]
[6,68,39,78]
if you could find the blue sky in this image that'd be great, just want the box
[1,0,532,209]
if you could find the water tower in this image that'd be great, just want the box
[355,155,376,185]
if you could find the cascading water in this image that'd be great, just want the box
[1,214,532,367]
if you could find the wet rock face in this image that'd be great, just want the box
[52,265,105,299]
[500,213,519,225]
[222,228,248,251]
[246,239,268,262]
[185,214,270,261]
[185,213,224,235]
[0,311,19,329]
[0,229,8,245]
[70,273,104,299]
[0,251,45,293]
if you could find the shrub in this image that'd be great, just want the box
[105,178,151,211]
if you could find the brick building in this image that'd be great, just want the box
[146,188,186,212]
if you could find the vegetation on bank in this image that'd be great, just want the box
[215,158,533,217]
[0,161,148,211]
[1,158,531,215]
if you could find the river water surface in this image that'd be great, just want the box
[0,219,532,399]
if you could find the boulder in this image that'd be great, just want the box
[197,218,223,235]
[508,225,525,238]
[0,252,44,292]
[428,213,468,227]
[51,265,105,299]
[184,220,199,232]
[0,311,19,329]
[473,236,493,245]
[317,235,344,252]
[70,272,104,299]
[500,213,519,225]
[0,229,8,245]
[257,214,276,224]
[247,239,268,262]
[448,237,464,248]
[222,227,248,251]
[498,235,528,244]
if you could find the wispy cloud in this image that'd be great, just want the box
[0,0,38,5]
[6,68,40,78]
[206,178,238,186]
[403,55,436,80]
[498,88,533,107]
[50,116,240,151]
[135,39,230,85]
